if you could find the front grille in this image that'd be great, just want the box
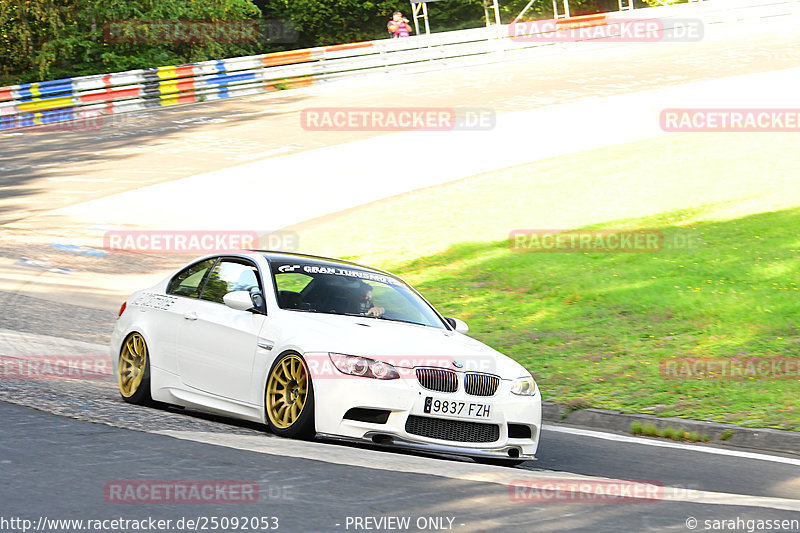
[416,367,458,393]
[464,373,500,396]
[405,415,500,443]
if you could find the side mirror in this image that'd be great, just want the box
[223,291,256,312]
[250,290,265,309]
[445,317,469,334]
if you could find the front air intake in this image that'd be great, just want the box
[343,408,390,424]
[405,415,499,443]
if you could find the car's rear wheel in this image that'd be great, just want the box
[265,352,315,439]
[118,332,153,405]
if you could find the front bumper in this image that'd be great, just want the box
[310,359,542,459]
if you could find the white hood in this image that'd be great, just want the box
[275,311,528,379]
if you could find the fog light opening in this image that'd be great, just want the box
[507,448,520,458]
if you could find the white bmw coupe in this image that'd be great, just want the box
[111,252,541,465]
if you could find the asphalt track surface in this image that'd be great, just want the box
[2,397,800,533]
[1,14,800,533]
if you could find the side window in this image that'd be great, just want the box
[166,259,217,298]
[199,259,261,304]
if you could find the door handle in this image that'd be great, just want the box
[183,312,198,321]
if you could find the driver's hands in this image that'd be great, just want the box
[365,306,385,317]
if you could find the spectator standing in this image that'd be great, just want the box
[387,11,412,38]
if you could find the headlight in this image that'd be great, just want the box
[329,353,400,380]
[511,376,537,396]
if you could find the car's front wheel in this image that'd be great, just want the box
[265,352,315,439]
[118,332,153,405]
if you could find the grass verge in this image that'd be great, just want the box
[396,207,800,430]
[631,422,710,443]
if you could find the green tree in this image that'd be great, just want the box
[1,0,262,85]
[1,0,68,82]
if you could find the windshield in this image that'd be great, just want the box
[269,261,446,329]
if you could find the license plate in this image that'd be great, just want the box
[423,396,491,419]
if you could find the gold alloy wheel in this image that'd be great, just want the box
[119,333,148,398]
[266,354,309,429]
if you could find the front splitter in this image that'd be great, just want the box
[317,431,536,462]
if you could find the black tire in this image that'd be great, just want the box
[264,352,316,440]
[118,332,154,406]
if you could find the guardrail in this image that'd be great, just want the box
[1,0,796,131]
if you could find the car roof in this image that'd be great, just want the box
[250,250,397,277]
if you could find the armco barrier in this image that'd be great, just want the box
[0,25,522,131]
[1,0,796,131]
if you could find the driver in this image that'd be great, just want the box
[356,282,385,317]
